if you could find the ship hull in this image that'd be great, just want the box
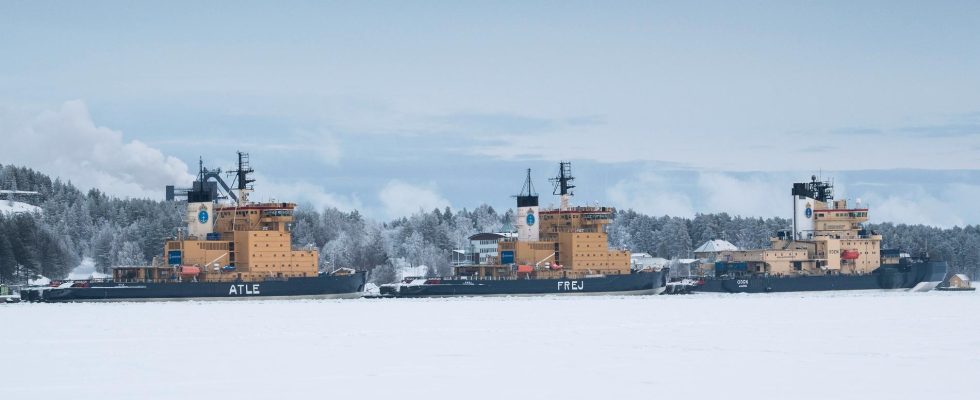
[19,272,367,302]
[692,261,947,294]
[381,270,667,298]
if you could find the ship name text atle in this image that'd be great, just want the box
[228,284,261,295]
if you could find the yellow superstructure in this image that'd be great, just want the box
[481,206,631,278]
[113,202,319,283]
[165,203,318,282]
[477,163,631,278]
[110,152,344,284]
[705,177,883,277]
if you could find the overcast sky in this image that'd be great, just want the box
[1,1,979,226]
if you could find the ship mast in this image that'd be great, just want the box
[518,168,536,199]
[228,151,255,206]
[550,161,575,211]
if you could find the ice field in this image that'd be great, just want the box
[2,291,978,400]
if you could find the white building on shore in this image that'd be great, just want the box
[451,232,518,265]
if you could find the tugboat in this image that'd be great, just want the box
[692,176,947,293]
[380,163,668,297]
[20,153,366,302]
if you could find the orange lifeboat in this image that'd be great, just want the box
[516,265,534,273]
[841,250,860,260]
[179,265,201,277]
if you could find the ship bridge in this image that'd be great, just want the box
[539,206,616,240]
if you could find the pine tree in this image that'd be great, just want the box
[115,241,145,267]
[0,227,16,282]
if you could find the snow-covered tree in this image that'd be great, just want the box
[473,204,502,233]
[2,163,980,284]
[115,241,146,267]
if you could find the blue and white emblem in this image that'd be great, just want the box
[198,209,209,224]
[804,204,812,218]
[526,211,536,226]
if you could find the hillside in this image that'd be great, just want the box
[0,200,41,215]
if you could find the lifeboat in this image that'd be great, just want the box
[179,265,201,277]
[841,250,860,260]
[516,265,534,273]
[549,264,563,270]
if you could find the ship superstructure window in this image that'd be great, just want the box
[262,209,292,217]
[197,242,229,251]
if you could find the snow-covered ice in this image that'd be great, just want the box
[1,291,977,400]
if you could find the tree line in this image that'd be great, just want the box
[1,163,977,284]
[1,164,182,282]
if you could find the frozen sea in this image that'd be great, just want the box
[2,291,978,400]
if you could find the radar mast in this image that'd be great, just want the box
[550,161,575,211]
[228,151,255,205]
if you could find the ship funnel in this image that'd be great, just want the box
[515,169,539,242]
[186,202,215,239]
[791,177,834,240]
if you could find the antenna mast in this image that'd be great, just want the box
[518,169,536,197]
[228,151,255,205]
[550,161,575,210]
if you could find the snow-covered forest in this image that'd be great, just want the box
[2,164,978,284]
[0,164,183,282]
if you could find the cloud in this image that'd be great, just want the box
[830,118,980,139]
[857,183,980,228]
[0,100,193,197]
[607,171,790,218]
[696,173,788,217]
[798,145,836,153]
[263,129,342,165]
[830,127,883,136]
[378,180,450,219]
[435,113,557,134]
[868,194,965,228]
[895,123,980,138]
[253,176,362,212]
[606,171,695,217]
[606,169,980,227]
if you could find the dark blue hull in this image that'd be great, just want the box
[380,270,667,298]
[693,261,947,293]
[19,272,366,302]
